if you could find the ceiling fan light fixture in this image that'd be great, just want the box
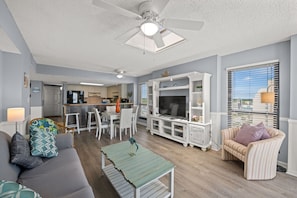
[116,74,123,78]
[140,20,159,36]
[115,69,125,78]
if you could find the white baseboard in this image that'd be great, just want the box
[278,161,287,169]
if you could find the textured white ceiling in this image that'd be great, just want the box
[3,0,297,84]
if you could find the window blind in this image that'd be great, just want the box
[139,83,148,118]
[227,62,279,128]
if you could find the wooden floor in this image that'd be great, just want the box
[73,125,297,198]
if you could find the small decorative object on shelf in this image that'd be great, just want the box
[196,98,203,107]
[192,115,199,122]
[162,70,169,77]
[128,137,139,156]
[116,98,121,113]
[196,85,203,92]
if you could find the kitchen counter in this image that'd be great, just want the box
[63,103,133,131]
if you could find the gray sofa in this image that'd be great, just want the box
[0,131,94,198]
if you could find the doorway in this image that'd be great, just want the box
[43,85,62,117]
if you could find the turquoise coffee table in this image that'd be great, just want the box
[101,141,175,198]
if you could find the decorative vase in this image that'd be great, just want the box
[116,98,121,113]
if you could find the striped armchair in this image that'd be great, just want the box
[221,127,285,180]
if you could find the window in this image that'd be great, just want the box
[139,83,148,118]
[227,62,279,128]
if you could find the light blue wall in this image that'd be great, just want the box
[221,41,291,163]
[290,35,297,119]
[0,51,3,121]
[37,64,137,85]
[143,55,219,112]
[0,0,36,121]
[138,40,292,163]
[30,81,43,107]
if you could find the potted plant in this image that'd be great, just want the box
[196,85,203,92]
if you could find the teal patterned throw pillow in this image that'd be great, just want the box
[30,127,58,158]
[30,118,58,135]
[0,180,41,198]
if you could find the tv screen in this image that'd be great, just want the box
[159,96,186,118]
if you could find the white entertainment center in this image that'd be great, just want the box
[147,72,212,151]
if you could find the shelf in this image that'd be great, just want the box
[103,164,170,198]
[174,128,184,133]
[192,106,203,110]
[163,125,171,130]
[192,91,203,94]
[158,85,189,91]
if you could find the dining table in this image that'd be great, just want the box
[102,111,120,139]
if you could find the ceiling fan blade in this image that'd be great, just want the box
[152,0,170,14]
[115,27,140,43]
[92,0,141,19]
[152,32,165,48]
[163,18,204,31]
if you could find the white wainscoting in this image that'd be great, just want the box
[0,118,28,136]
[30,106,43,120]
[210,112,222,151]
[287,119,297,177]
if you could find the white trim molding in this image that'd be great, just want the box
[226,59,279,71]
[287,119,297,177]
[210,112,222,151]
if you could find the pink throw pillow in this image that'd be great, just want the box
[256,122,271,140]
[234,123,266,146]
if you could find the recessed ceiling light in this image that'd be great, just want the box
[80,82,104,86]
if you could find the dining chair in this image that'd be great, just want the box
[132,105,139,135]
[93,108,109,140]
[114,108,133,141]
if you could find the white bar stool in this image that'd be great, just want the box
[87,111,97,132]
[65,113,80,134]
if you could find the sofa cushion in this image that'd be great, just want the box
[0,131,21,182]
[233,123,265,146]
[30,128,58,158]
[10,132,43,169]
[0,180,41,198]
[18,148,93,198]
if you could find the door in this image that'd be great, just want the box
[43,85,62,117]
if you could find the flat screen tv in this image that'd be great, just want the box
[159,96,186,118]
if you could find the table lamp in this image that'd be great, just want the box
[7,107,25,132]
[261,92,275,104]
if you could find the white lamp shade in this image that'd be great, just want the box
[140,21,159,36]
[261,92,275,104]
[7,107,25,122]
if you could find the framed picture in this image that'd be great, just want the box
[24,72,29,88]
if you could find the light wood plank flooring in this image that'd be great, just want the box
[73,125,297,198]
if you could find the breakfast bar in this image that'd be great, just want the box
[63,103,133,131]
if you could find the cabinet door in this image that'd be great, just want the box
[162,120,172,135]
[151,119,160,133]
[172,122,187,140]
[189,125,205,145]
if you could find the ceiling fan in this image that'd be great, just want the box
[92,0,204,48]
